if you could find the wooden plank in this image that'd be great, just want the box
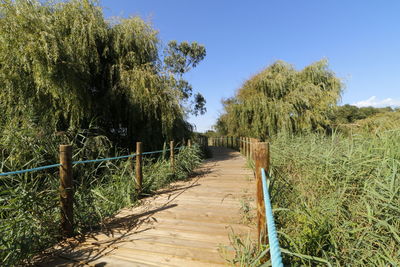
[34,147,256,266]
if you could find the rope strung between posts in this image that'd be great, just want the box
[261,168,283,267]
[72,153,137,165]
[0,163,62,176]
[0,146,185,176]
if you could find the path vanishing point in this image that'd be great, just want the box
[35,147,256,266]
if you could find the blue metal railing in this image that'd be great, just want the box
[261,167,283,267]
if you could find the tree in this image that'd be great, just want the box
[164,40,207,116]
[216,60,342,139]
[329,104,394,125]
[0,0,207,149]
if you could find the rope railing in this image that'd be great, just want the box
[0,147,185,175]
[0,137,207,237]
[211,136,283,264]
[72,153,137,165]
[261,168,283,267]
[0,163,62,177]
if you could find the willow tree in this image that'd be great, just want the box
[216,60,342,139]
[0,0,206,149]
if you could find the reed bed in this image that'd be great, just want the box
[268,130,400,266]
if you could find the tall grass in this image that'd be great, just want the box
[269,130,400,266]
[0,129,203,266]
[227,130,400,266]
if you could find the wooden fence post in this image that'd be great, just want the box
[247,137,250,158]
[188,139,192,147]
[253,138,259,159]
[170,141,175,171]
[254,142,269,246]
[246,137,250,158]
[162,142,167,160]
[136,142,143,193]
[242,137,245,155]
[247,137,251,158]
[251,138,256,160]
[250,138,253,160]
[244,137,248,158]
[59,145,74,237]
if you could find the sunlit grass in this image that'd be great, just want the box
[228,130,400,266]
[270,130,400,266]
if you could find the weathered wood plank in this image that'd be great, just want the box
[35,147,255,266]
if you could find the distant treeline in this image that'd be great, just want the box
[329,104,396,124]
[213,59,398,138]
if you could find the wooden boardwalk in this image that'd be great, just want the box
[35,147,256,266]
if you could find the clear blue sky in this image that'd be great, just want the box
[101,0,400,132]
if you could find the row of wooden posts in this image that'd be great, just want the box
[210,136,269,246]
[59,137,208,237]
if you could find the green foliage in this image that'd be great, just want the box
[222,231,265,267]
[0,130,202,266]
[0,1,207,264]
[333,108,400,135]
[215,60,342,139]
[203,130,217,138]
[329,104,394,125]
[164,40,206,74]
[268,131,400,266]
[0,0,206,149]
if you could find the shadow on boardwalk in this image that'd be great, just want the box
[34,147,256,267]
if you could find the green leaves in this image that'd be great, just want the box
[268,131,400,266]
[164,40,206,74]
[216,59,342,138]
[0,0,207,148]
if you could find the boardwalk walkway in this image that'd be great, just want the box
[36,147,256,266]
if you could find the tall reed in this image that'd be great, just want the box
[269,130,400,266]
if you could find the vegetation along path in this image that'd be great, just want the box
[35,147,256,266]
